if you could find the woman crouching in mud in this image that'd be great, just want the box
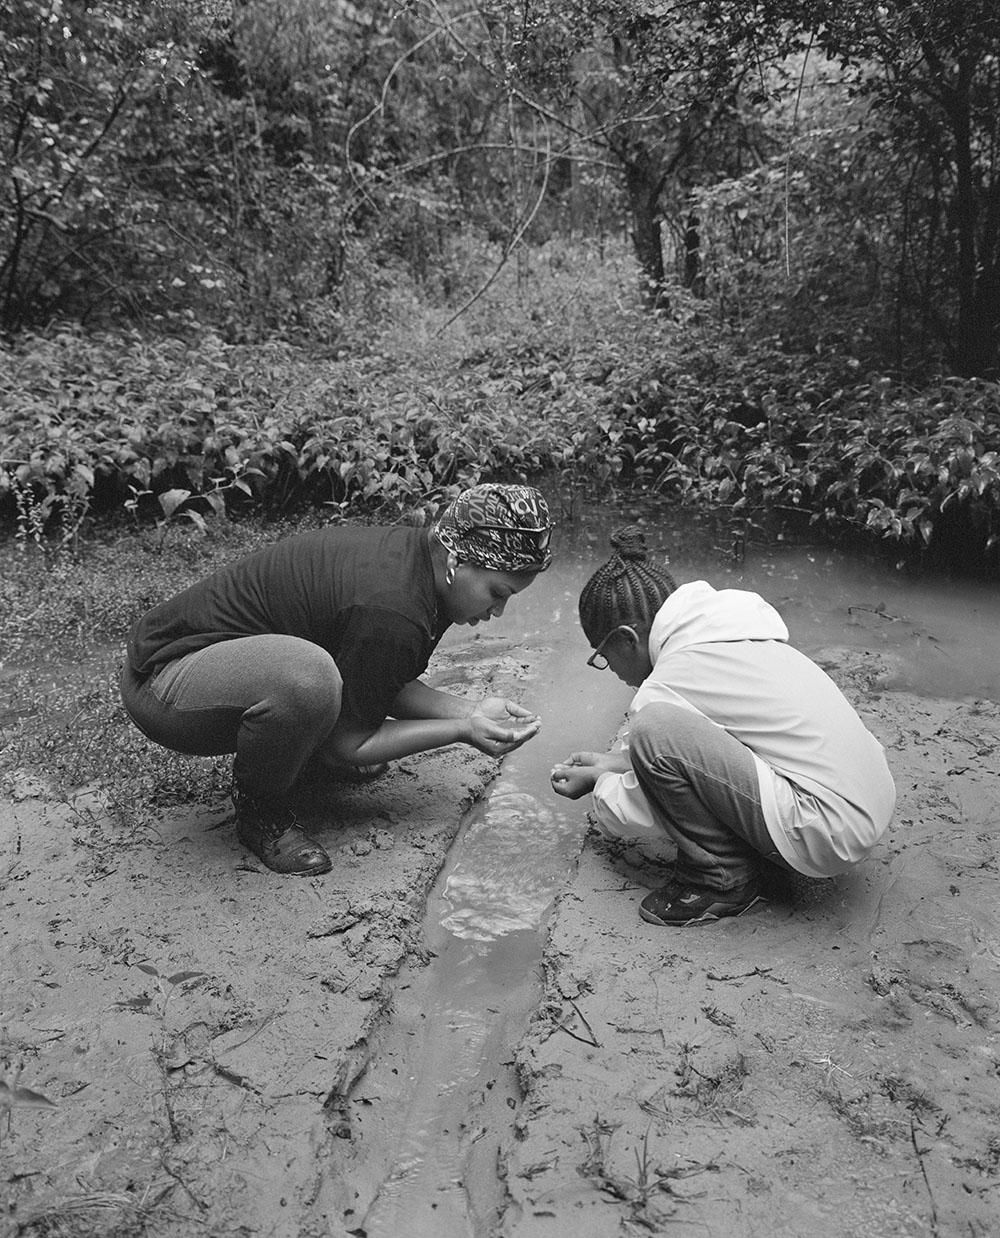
[120,484,553,876]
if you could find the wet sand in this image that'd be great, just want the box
[3,636,999,1237]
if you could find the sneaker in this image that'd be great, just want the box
[232,782,332,876]
[639,877,767,926]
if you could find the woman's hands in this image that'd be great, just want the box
[550,750,629,800]
[466,697,540,755]
[325,684,541,767]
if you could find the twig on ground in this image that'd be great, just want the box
[848,603,901,622]
[909,1117,940,1236]
[705,966,787,984]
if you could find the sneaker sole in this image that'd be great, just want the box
[639,893,767,927]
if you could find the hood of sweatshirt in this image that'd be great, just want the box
[647,580,789,663]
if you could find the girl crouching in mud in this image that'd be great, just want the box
[550,527,896,926]
[121,484,553,876]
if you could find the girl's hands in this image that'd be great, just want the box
[550,750,628,800]
[467,697,540,755]
[549,751,602,800]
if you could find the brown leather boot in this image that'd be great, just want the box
[232,782,331,876]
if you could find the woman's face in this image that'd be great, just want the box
[442,563,536,626]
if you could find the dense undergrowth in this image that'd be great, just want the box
[1,241,636,548]
[615,344,1000,574]
[3,238,999,576]
[2,241,999,573]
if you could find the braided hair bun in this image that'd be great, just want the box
[609,525,649,562]
[579,525,676,645]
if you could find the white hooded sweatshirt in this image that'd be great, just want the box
[591,581,896,877]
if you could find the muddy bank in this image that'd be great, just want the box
[504,650,1000,1238]
[1,637,524,1238]
[3,641,1000,1238]
[2,750,500,1236]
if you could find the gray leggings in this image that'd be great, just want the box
[120,635,343,801]
[629,702,788,891]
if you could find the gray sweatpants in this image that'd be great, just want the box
[629,702,790,891]
[120,634,343,803]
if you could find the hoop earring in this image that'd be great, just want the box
[445,553,458,587]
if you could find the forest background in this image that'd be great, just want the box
[2,0,1000,574]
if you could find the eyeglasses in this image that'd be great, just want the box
[586,625,635,670]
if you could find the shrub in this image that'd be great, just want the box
[0,299,630,542]
[6,241,997,575]
[613,333,1000,573]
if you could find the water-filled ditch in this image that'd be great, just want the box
[342,505,1000,1236]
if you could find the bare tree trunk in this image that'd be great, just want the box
[943,54,1000,376]
[683,209,703,295]
[623,149,667,310]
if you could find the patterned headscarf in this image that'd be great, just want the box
[434,484,553,573]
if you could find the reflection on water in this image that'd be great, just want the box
[728,545,1000,701]
[440,789,580,940]
[361,998,492,1238]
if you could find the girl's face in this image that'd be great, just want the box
[598,627,653,687]
[442,563,536,626]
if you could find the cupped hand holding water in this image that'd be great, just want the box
[468,697,540,755]
[550,750,601,799]
[473,696,537,724]
[550,750,630,799]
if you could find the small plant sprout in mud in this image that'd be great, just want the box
[121,961,209,1061]
[135,962,207,999]
[0,1068,57,1148]
[578,1115,715,1229]
[127,963,208,1144]
[630,1123,682,1208]
[126,963,208,1039]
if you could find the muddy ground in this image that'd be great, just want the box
[2,638,999,1238]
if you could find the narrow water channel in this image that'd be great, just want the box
[352,528,629,1238]
[345,505,1000,1236]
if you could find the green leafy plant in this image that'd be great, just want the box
[613,334,1000,572]
[127,963,208,1144]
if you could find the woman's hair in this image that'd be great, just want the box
[579,526,677,644]
[434,483,553,574]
